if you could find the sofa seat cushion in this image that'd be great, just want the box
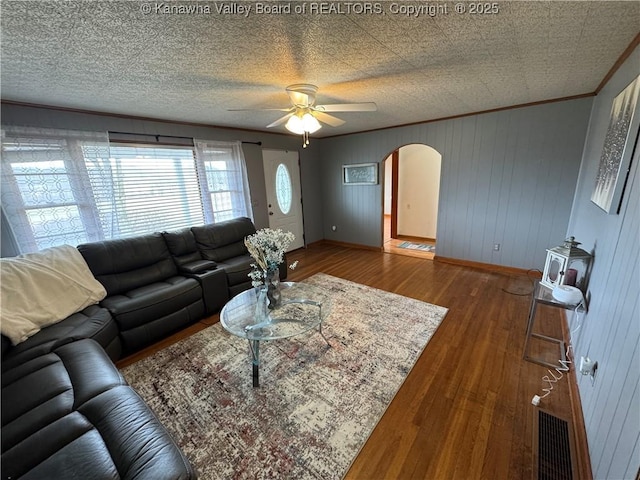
[1,305,119,372]
[1,339,195,480]
[101,276,202,331]
[217,254,254,286]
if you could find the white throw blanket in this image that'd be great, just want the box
[0,245,107,345]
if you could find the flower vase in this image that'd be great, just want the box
[254,286,269,322]
[264,269,281,309]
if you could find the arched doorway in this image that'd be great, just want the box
[382,144,442,258]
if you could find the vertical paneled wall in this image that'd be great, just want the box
[0,104,326,253]
[566,46,639,479]
[319,98,593,270]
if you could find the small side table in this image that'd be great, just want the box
[523,282,585,368]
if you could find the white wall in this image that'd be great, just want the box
[383,155,392,215]
[397,144,441,238]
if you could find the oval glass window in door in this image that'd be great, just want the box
[275,163,292,214]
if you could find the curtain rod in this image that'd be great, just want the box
[108,131,193,142]
[108,131,262,146]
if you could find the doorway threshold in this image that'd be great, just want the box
[383,238,435,259]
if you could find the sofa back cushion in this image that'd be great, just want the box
[162,228,203,267]
[162,228,218,274]
[191,217,256,262]
[78,233,177,296]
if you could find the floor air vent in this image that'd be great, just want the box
[535,410,575,480]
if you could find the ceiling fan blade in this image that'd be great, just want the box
[228,107,292,112]
[314,102,377,112]
[313,111,346,127]
[266,112,294,128]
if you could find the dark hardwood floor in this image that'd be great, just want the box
[117,242,589,480]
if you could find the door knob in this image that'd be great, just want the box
[269,212,274,215]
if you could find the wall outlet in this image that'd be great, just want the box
[493,243,500,251]
[580,356,597,376]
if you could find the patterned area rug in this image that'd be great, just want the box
[398,241,435,252]
[121,273,448,480]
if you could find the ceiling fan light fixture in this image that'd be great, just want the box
[285,114,305,135]
[301,112,321,133]
[302,112,322,133]
[285,111,322,147]
[285,112,322,135]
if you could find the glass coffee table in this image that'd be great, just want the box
[220,282,332,387]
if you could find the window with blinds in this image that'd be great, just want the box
[1,127,253,254]
[197,143,250,223]
[99,144,205,237]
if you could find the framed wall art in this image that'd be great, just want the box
[342,163,378,185]
[591,74,640,214]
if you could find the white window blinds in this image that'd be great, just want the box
[2,127,254,254]
[102,144,204,237]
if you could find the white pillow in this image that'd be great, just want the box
[1,245,107,345]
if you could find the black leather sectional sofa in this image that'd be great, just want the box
[2,339,196,480]
[1,216,284,479]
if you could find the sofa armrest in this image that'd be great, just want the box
[178,260,217,274]
[182,269,228,314]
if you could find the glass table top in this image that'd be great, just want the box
[533,281,586,311]
[220,282,332,341]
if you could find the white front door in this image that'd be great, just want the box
[262,149,305,251]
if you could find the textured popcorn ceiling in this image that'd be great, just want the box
[1,1,638,137]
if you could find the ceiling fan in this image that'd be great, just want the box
[230,84,377,147]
